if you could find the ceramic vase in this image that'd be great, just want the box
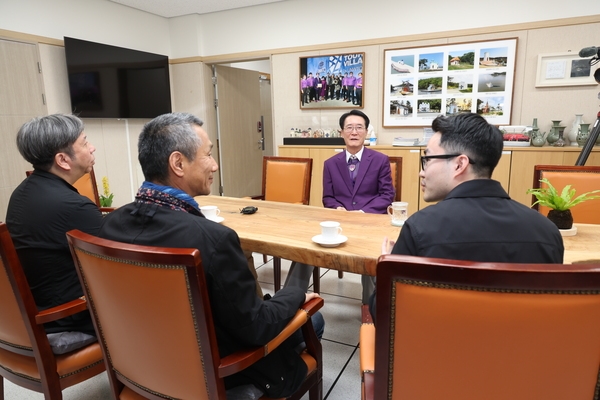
[531,131,546,147]
[577,123,590,146]
[553,127,566,147]
[547,120,561,145]
[568,114,584,146]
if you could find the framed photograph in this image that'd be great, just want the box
[300,53,364,109]
[535,52,597,87]
[383,39,517,127]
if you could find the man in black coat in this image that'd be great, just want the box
[98,112,323,398]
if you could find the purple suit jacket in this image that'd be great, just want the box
[322,148,395,214]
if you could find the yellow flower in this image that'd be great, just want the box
[102,176,110,197]
[100,176,114,207]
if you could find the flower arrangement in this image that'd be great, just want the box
[99,176,114,207]
[527,178,600,229]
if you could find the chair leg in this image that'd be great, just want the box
[338,270,343,279]
[312,267,320,294]
[273,257,281,292]
[0,376,4,400]
[263,254,268,264]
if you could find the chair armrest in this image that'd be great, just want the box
[363,370,375,400]
[219,297,324,377]
[359,323,375,376]
[35,297,87,325]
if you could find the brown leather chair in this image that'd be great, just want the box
[26,168,115,214]
[66,229,323,400]
[360,254,600,400]
[532,165,600,224]
[388,157,403,202]
[252,156,320,293]
[0,222,105,399]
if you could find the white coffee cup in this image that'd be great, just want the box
[200,205,220,220]
[320,221,342,241]
[387,202,408,226]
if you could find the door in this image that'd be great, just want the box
[214,65,263,197]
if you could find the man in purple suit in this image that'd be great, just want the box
[323,110,395,302]
[323,110,394,213]
[287,111,395,301]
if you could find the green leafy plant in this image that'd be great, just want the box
[99,176,114,207]
[527,178,600,211]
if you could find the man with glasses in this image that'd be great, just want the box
[369,112,563,320]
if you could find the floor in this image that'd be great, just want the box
[4,254,364,400]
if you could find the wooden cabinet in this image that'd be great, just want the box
[279,145,600,214]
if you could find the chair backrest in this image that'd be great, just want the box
[66,229,225,399]
[26,168,101,206]
[263,156,313,204]
[532,165,600,224]
[388,157,403,201]
[374,254,600,400]
[0,222,35,354]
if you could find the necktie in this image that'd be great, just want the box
[348,156,359,184]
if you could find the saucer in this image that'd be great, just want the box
[207,216,224,224]
[391,220,405,227]
[312,234,348,248]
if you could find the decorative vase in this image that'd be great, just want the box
[552,126,566,147]
[531,131,546,147]
[546,120,561,145]
[567,114,583,146]
[577,123,590,146]
[547,209,573,230]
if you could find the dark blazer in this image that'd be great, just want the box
[322,147,395,214]
[99,201,307,397]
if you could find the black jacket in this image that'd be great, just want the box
[98,201,307,397]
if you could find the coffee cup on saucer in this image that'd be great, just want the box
[200,205,220,220]
[320,221,342,241]
[387,202,408,226]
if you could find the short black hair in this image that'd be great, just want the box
[431,113,503,178]
[339,110,370,129]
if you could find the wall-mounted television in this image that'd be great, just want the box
[64,37,172,119]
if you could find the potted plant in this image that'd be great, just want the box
[527,178,600,229]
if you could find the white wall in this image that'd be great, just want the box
[3,0,600,58]
[0,0,171,55]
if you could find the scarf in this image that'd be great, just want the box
[135,181,201,216]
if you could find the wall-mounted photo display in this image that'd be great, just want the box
[383,39,517,127]
[300,53,364,110]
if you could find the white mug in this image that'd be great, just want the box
[200,205,220,220]
[320,221,342,241]
[387,202,408,226]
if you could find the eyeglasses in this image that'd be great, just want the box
[343,125,366,133]
[420,154,475,170]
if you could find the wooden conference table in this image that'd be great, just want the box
[196,196,600,275]
[198,196,400,276]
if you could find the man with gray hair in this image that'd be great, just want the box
[98,112,323,399]
[7,114,102,336]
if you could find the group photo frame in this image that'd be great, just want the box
[383,38,517,127]
[300,52,364,110]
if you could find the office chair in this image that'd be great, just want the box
[67,229,323,400]
[360,254,600,400]
[0,222,105,400]
[532,165,600,224]
[252,156,320,293]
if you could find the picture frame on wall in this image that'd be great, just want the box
[383,38,517,127]
[535,52,597,87]
[300,52,364,109]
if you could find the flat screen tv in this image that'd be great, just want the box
[64,37,172,119]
